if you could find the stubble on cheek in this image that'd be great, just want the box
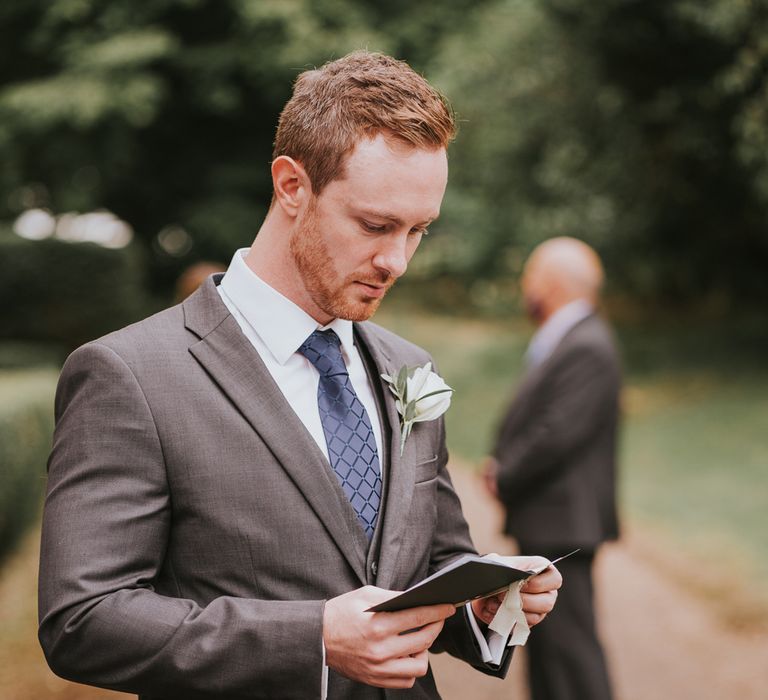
[289,215,393,322]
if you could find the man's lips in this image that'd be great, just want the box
[355,280,389,298]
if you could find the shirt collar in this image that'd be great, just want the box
[219,248,355,365]
[527,299,594,367]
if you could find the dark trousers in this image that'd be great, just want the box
[519,547,613,700]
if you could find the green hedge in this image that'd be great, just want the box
[0,341,66,369]
[0,369,57,564]
[0,229,150,351]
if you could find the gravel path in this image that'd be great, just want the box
[431,463,768,700]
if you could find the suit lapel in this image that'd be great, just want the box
[354,323,417,590]
[184,278,368,584]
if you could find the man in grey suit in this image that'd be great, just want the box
[485,237,620,700]
[39,51,561,699]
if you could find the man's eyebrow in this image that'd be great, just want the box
[357,209,439,226]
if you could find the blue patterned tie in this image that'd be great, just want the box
[298,329,382,540]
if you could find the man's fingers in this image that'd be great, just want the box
[323,587,454,688]
[384,602,456,635]
[480,457,500,498]
[374,651,431,688]
[513,555,551,573]
[358,618,441,688]
[521,586,559,627]
[520,562,561,628]
[521,589,558,614]
[524,611,546,627]
[387,618,445,658]
[523,564,563,593]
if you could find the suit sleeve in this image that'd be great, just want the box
[425,415,514,678]
[38,342,325,699]
[494,344,616,506]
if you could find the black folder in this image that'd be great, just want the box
[367,549,579,613]
[367,555,533,613]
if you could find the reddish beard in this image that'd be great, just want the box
[290,204,393,322]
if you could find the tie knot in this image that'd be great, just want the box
[298,329,347,377]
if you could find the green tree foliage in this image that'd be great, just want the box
[554,0,768,301]
[0,0,385,290]
[427,2,623,284]
[2,0,767,303]
[0,0,487,293]
[427,0,768,303]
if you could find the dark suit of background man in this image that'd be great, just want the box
[38,51,562,700]
[485,237,620,700]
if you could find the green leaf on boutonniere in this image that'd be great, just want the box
[381,362,454,456]
[396,365,409,402]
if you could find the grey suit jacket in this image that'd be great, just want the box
[492,314,621,550]
[39,276,509,699]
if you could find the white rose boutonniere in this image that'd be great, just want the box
[381,362,453,455]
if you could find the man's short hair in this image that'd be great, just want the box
[273,50,456,195]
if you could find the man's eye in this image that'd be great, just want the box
[411,227,429,237]
[361,220,387,233]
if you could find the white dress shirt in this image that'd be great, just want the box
[218,249,385,468]
[526,299,594,368]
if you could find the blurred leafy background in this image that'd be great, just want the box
[2,0,768,304]
[1,0,767,697]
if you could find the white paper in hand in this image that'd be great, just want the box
[488,579,529,644]
[483,554,553,646]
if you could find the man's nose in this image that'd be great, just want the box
[373,233,410,279]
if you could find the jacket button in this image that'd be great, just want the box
[371,561,378,577]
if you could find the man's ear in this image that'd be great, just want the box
[271,156,311,218]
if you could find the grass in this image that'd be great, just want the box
[622,376,768,575]
[0,368,58,404]
[374,298,768,591]
[0,369,58,566]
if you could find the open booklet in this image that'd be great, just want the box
[367,549,579,613]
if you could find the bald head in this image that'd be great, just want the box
[521,237,604,325]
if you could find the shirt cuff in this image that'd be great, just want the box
[321,639,328,699]
[465,602,510,666]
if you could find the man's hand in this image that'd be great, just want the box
[323,586,456,689]
[470,556,561,627]
[480,456,499,499]
[470,591,505,625]
[519,556,561,626]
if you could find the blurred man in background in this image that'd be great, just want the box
[484,237,620,700]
